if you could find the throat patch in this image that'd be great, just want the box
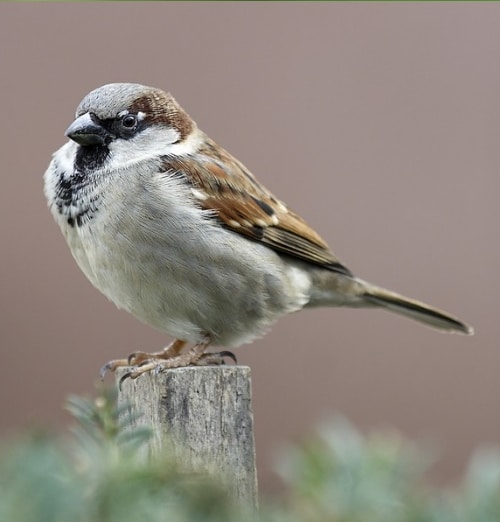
[74,145,110,172]
[54,152,105,227]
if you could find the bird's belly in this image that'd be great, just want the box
[65,218,311,347]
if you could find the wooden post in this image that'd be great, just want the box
[117,366,258,511]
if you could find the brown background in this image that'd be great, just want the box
[1,3,498,493]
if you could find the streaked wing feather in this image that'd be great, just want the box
[160,139,352,276]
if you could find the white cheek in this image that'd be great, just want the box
[105,127,178,169]
[104,126,201,172]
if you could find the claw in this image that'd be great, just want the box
[127,352,139,365]
[219,350,238,364]
[119,370,133,391]
[100,358,128,380]
[127,351,151,365]
[197,350,238,366]
[99,362,112,381]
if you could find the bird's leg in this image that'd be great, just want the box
[127,339,187,365]
[119,336,216,386]
[118,338,238,387]
[100,339,187,379]
[102,336,238,386]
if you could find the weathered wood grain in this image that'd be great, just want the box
[117,366,258,510]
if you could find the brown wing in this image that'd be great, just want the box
[160,138,352,276]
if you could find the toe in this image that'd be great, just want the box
[197,351,237,366]
[100,358,129,380]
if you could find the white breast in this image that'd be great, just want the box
[44,150,313,347]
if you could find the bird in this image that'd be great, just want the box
[44,83,473,382]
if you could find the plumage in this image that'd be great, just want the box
[159,152,352,275]
[43,83,473,380]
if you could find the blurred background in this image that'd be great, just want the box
[0,3,497,494]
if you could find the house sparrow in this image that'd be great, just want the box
[44,83,473,382]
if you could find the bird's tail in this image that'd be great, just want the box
[360,281,473,335]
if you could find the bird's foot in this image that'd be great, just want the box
[99,337,237,387]
[99,339,187,379]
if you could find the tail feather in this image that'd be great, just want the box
[362,284,473,335]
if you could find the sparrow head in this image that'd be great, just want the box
[65,83,196,169]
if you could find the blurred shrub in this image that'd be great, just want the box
[0,389,238,522]
[1,388,500,522]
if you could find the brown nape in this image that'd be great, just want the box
[130,90,194,141]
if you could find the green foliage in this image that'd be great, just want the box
[273,419,432,522]
[1,390,500,522]
[0,389,238,522]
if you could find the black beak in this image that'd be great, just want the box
[65,113,110,146]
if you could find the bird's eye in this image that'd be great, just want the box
[121,115,137,129]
